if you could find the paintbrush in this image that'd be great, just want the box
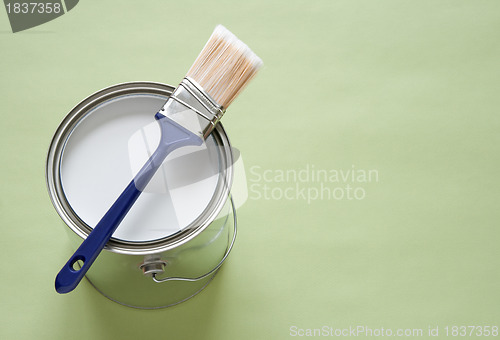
[55,25,262,293]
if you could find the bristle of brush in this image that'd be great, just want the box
[186,25,263,109]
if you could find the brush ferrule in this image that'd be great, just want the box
[159,77,224,139]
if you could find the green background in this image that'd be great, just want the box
[1,0,499,339]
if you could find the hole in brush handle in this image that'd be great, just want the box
[55,253,92,294]
[70,256,85,272]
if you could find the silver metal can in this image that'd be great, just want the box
[46,82,236,309]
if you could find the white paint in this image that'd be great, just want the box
[60,94,221,242]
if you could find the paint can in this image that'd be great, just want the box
[46,82,236,309]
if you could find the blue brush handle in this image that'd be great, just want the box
[55,113,203,294]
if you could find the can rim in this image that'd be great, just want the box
[45,81,234,255]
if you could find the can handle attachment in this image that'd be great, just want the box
[151,197,237,283]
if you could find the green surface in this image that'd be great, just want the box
[1,1,499,339]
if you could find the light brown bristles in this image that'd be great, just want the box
[186,25,263,109]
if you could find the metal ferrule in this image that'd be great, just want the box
[159,77,224,139]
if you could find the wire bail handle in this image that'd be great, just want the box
[145,196,237,283]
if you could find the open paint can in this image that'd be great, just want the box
[46,82,236,309]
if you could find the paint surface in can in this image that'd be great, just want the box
[60,94,222,242]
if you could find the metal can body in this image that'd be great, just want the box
[46,82,236,309]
